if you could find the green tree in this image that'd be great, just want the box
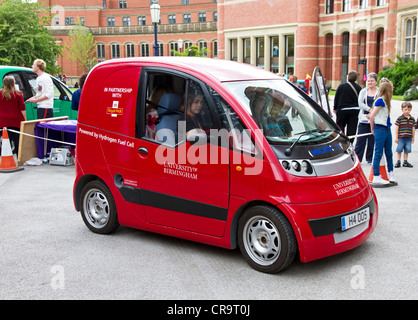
[171,45,209,57]
[0,0,62,74]
[378,55,418,97]
[66,22,96,74]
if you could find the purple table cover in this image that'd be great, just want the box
[34,120,77,159]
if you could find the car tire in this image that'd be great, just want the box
[80,180,119,234]
[238,205,297,273]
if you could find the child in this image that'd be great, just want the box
[394,101,416,168]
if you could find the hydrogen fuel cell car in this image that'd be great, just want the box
[73,57,378,273]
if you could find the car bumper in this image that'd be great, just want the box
[279,192,378,263]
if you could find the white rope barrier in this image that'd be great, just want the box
[347,132,373,140]
[0,127,75,147]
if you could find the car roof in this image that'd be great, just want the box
[96,57,281,83]
[0,66,33,73]
[0,66,33,75]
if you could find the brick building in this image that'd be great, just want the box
[44,0,218,83]
[218,0,417,88]
[44,0,417,88]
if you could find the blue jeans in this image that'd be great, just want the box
[373,125,394,176]
[355,123,375,163]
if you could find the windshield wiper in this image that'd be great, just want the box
[333,129,350,141]
[284,128,348,156]
[284,129,330,156]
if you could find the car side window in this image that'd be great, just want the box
[5,72,31,100]
[52,78,72,101]
[25,72,38,98]
[143,72,184,145]
[26,72,71,102]
[141,72,215,148]
[207,86,256,155]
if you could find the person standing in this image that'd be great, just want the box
[27,59,54,119]
[71,73,87,112]
[354,73,378,164]
[394,101,415,168]
[0,76,26,156]
[369,78,396,185]
[333,70,362,143]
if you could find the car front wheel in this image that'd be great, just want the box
[238,205,297,273]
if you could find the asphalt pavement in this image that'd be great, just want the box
[0,99,417,301]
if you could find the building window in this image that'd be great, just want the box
[54,17,59,25]
[230,39,237,61]
[79,17,85,26]
[325,0,334,14]
[184,41,192,52]
[97,44,105,60]
[168,15,176,24]
[213,11,217,21]
[271,37,279,57]
[243,38,251,64]
[405,17,417,61]
[126,43,135,57]
[107,17,115,27]
[119,1,127,8]
[341,32,350,82]
[183,14,191,23]
[256,37,264,68]
[111,44,120,58]
[170,42,178,56]
[182,0,190,4]
[377,0,386,5]
[198,13,206,22]
[257,38,264,57]
[359,0,367,9]
[65,17,75,25]
[285,35,294,75]
[141,44,149,57]
[270,36,279,73]
[342,0,351,12]
[103,0,107,9]
[199,41,207,53]
[213,41,218,57]
[123,17,131,26]
[138,16,146,25]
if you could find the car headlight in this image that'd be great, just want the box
[281,159,315,176]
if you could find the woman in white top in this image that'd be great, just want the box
[369,78,396,185]
[354,73,378,164]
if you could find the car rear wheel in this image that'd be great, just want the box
[238,205,297,273]
[80,180,119,234]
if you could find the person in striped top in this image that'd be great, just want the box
[394,102,416,168]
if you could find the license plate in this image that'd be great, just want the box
[341,208,370,231]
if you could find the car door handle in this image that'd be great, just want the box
[138,147,148,156]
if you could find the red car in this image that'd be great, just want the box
[73,57,378,273]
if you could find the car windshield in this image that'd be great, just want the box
[223,79,337,145]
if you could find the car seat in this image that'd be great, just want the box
[155,93,182,146]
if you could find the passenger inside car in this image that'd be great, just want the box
[185,92,205,139]
[265,100,293,138]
